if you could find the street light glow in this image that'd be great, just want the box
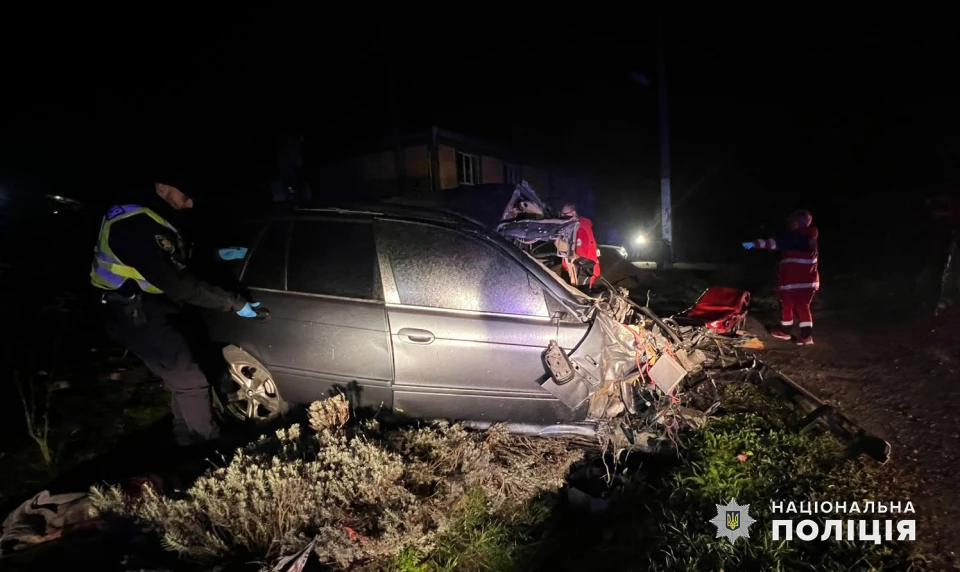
[633,233,647,246]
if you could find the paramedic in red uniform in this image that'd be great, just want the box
[560,203,601,288]
[743,210,819,345]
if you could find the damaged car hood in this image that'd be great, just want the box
[496,181,581,259]
[496,217,578,245]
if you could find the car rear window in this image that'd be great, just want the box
[377,220,548,317]
[287,219,381,300]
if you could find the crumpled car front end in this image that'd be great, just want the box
[493,182,890,462]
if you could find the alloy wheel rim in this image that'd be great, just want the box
[225,361,283,421]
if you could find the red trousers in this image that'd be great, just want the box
[779,288,816,328]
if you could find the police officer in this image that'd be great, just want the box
[91,176,262,446]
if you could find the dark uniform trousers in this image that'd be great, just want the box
[103,293,219,445]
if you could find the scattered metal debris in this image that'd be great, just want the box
[579,287,892,464]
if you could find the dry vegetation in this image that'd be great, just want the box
[89,383,935,571]
[91,395,583,570]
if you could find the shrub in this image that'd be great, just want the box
[386,422,578,512]
[92,396,583,570]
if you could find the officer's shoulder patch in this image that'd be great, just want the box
[106,205,125,220]
[155,234,175,254]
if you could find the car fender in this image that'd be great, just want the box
[540,317,605,409]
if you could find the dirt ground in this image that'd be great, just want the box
[755,308,960,568]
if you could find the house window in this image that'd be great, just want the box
[504,163,520,185]
[456,152,480,185]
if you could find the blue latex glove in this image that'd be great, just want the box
[218,247,248,261]
[237,301,261,318]
[742,242,755,250]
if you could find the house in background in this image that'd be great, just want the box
[313,126,595,216]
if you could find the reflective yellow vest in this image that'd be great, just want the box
[90,204,177,294]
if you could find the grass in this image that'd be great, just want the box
[392,491,559,572]
[394,383,931,572]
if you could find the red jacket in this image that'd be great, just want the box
[561,217,601,285]
[754,226,819,291]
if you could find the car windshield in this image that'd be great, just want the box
[476,222,592,307]
[521,249,592,304]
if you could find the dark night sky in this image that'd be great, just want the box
[2,7,958,261]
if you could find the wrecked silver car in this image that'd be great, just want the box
[204,184,890,462]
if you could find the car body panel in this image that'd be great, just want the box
[386,304,591,422]
[596,244,646,286]
[205,200,602,426]
[393,390,587,424]
[268,367,393,416]
[496,218,579,257]
[598,245,628,260]
[540,316,606,409]
[206,288,394,413]
[373,216,593,423]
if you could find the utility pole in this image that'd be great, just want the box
[656,0,673,266]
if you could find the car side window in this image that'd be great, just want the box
[288,219,381,300]
[243,220,289,290]
[377,220,548,317]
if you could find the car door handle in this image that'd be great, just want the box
[397,328,435,344]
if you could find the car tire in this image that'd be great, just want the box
[214,345,289,424]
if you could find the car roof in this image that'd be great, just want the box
[288,201,591,311]
[287,201,488,230]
